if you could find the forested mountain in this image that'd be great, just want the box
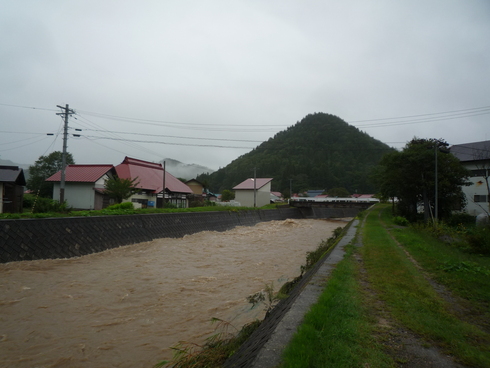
[197,113,394,195]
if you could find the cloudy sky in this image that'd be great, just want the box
[1,0,489,172]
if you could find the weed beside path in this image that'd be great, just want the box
[280,204,490,368]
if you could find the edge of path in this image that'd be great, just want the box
[224,218,359,368]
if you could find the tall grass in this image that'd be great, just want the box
[362,205,490,367]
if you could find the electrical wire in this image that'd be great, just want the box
[0,136,51,152]
[0,103,58,112]
[349,105,490,123]
[81,135,254,149]
[354,110,490,129]
[80,128,264,143]
[76,109,287,127]
[74,113,166,158]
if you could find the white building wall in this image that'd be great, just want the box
[53,182,96,209]
[461,163,489,216]
[123,192,158,209]
[234,182,271,207]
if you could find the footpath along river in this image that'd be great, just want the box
[0,218,345,368]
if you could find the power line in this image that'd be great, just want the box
[80,128,264,143]
[0,136,52,152]
[354,110,490,129]
[349,105,490,123]
[0,103,58,112]
[76,109,287,127]
[74,113,170,158]
[80,135,255,149]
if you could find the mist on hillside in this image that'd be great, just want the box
[160,158,214,180]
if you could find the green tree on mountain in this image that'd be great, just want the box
[198,113,393,195]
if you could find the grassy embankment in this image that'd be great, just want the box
[0,202,282,219]
[281,204,490,367]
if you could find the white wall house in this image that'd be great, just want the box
[450,141,490,216]
[46,165,116,210]
[233,178,273,207]
[115,157,193,208]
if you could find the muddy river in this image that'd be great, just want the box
[0,218,345,368]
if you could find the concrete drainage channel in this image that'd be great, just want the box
[224,219,359,368]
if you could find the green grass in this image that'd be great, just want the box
[280,204,490,367]
[362,204,490,367]
[154,319,262,368]
[280,244,394,368]
[0,204,278,219]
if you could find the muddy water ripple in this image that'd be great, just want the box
[0,218,345,367]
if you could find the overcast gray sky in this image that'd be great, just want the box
[1,0,489,171]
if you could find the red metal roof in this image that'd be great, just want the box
[358,194,375,198]
[115,157,192,194]
[46,165,115,183]
[233,178,273,190]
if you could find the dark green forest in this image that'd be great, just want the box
[197,113,394,196]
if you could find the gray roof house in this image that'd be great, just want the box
[450,140,490,216]
[0,166,26,213]
[233,178,273,207]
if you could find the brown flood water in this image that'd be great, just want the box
[0,218,345,368]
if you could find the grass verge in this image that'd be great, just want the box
[0,204,281,219]
[280,242,394,368]
[379,208,490,329]
[361,204,490,367]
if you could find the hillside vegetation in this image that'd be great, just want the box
[198,113,393,195]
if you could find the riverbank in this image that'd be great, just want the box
[279,204,490,367]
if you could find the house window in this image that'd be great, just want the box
[131,198,148,204]
[474,195,488,203]
[471,169,487,177]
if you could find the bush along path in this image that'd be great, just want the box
[280,204,490,368]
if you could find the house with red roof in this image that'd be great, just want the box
[270,191,283,203]
[115,157,193,208]
[46,164,116,210]
[232,178,273,207]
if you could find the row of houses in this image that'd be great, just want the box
[1,140,489,215]
[45,157,199,210]
[0,156,276,212]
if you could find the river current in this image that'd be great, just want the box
[0,218,345,367]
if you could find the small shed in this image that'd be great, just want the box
[233,178,273,207]
[0,166,26,213]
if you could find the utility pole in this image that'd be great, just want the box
[435,144,438,224]
[162,161,166,208]
[289,179,293,201]
[253,167,257,207]
[56,104,74,204]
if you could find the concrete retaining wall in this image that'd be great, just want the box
[0,207,360,263]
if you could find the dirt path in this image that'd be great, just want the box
[356,210,468,368]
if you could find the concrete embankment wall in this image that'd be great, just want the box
[0,207,359,263]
